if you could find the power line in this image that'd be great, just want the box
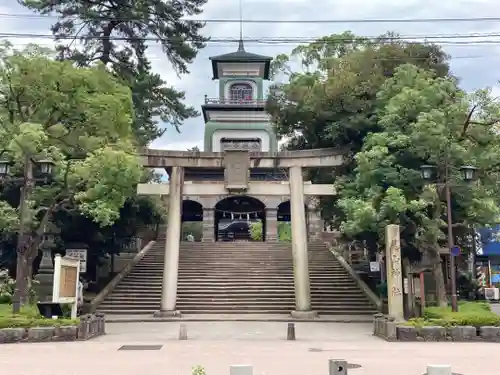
[2,31,500,44]
[2,13,500,24]
[4,38,499,59]
[5,38,499,59]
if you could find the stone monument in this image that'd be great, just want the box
[385,224,404,321]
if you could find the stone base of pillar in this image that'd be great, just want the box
[153,309,182,318]
[202,237,214,242]
[290,310,318,319]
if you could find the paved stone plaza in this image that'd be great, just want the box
[0,322,497,375]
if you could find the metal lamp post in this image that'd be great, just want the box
[420,163,477,312]
[0,157,54,313]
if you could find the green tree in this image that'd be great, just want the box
[19,0,208,145]
[339,64,500,306]
[267,31,450,220]
[249,221,263,241]
[0,42,143,306]
[54,194,164,280]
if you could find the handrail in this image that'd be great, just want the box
[327,242,383,311]
[89,240,156,312]
[204,97,266,105]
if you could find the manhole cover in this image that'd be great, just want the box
[118,345,163,351]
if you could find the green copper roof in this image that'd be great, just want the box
[209,40,272,79]
[210,40,272,62]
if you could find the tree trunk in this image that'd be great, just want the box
[13,252,30,309]
[430,251,448,307]
[26,251,38,304]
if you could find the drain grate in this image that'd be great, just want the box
[308,348,323,352]
[118,345,163,351]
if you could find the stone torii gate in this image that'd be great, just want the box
[138,148,342,318]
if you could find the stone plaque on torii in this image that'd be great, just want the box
[137,147,343,319]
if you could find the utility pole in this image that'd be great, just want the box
[12,156,32,314]
[420,161,477,314]
[444,172,458,312]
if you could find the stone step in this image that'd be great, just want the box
[140,256,338,260]
[123,274,352,280]
[114,286,361,293]
[97,308,375,315]
[105,296,370,303]
[129,270,349,275]
[99,240,376,315]
[129,272,347,277]
[97,306,375,314]
[115,286,359,292]
[143,256,337,260]
[108,291,368,298]
[146,253,333,257]
[117,280,357,287]
[99,301,372,309]
[134,265,344,270]
[100,303,372,311]
[131,268,347,274]
[139,262,342,267]
[142,259,339,263]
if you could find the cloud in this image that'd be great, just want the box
[2,0,500,151]
[150,138,204,151]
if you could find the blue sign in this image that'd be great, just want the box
[477,225,500,256]
[451,245,461,256]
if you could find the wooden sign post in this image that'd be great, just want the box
[52,254,80,319]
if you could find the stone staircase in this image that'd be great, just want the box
[97,240,377,315]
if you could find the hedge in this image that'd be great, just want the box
[407,301,500,327]
[0,304,78,329]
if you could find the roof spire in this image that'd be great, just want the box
[238,0,245,51]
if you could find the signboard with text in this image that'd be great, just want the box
[65,249,87,273]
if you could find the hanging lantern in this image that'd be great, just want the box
[460,165,478,182]
[0,160,11,177]
[420,165,436,181]
[38,159,54,177]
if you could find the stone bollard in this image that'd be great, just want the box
[329,359,348,375]
[287,322,296,340]
[426,365,452,375]
[178,323,188,340]
[229,365,253,375]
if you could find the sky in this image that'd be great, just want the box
[1,0,500,156]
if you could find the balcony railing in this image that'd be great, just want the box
[204,96,266,105]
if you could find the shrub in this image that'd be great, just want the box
[192,366,206,375]
[249,222,263,241]
[0,271,38,304]
[0,304,78,328]
[278,222,291,241]
[407,301,500,327]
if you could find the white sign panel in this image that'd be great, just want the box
[65,249,87,273]
[369,261,380,272]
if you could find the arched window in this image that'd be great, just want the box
[229,83,253,102]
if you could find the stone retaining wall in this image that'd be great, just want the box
[0,313,105,344]
[373,313,500,342]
